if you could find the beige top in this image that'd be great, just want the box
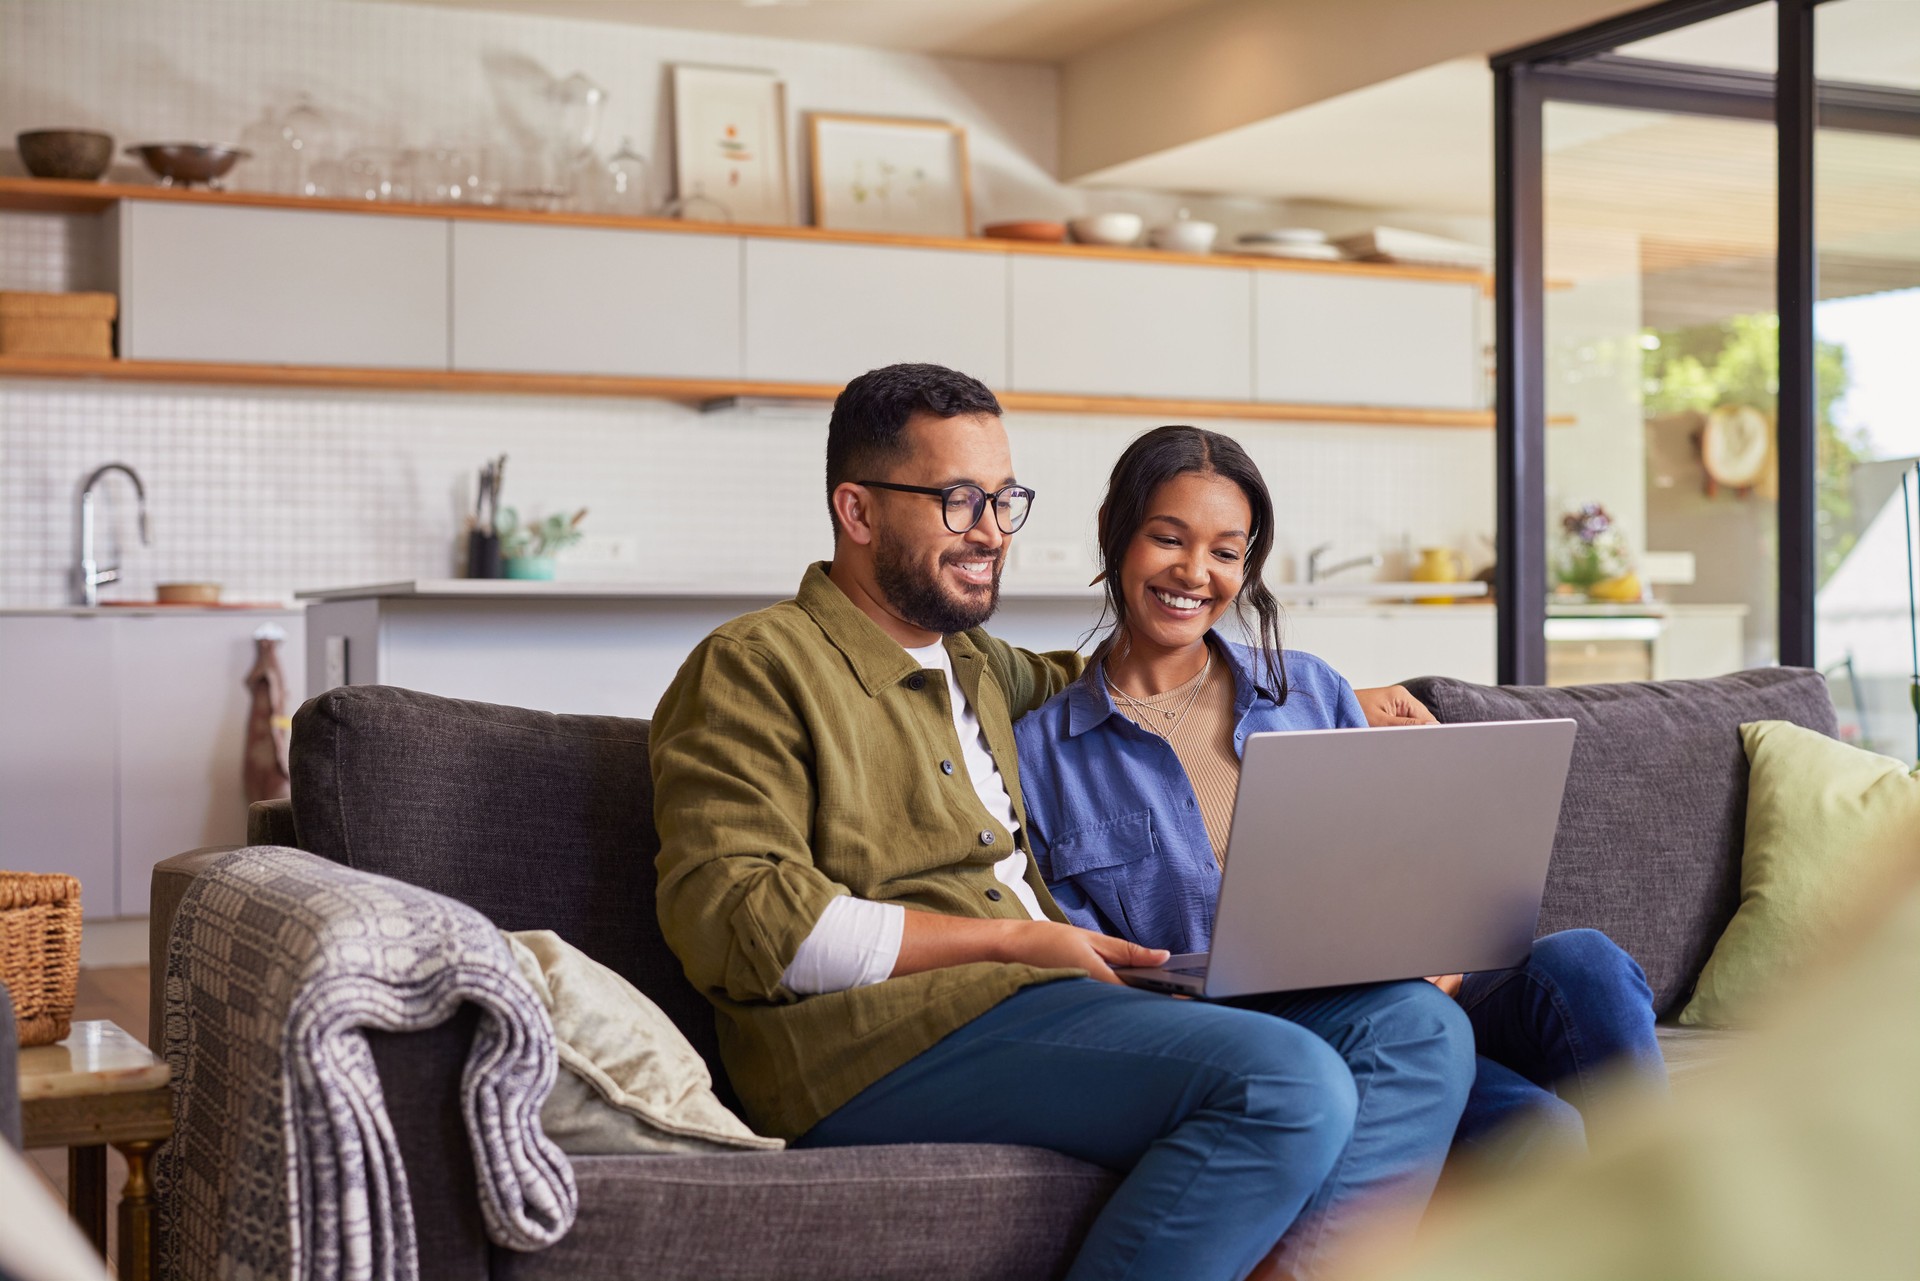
[1109,656,1241,866]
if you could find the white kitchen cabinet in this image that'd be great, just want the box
[1009,257,1254,401]
[116,616,303,917]
[1282,606,1496,689]
[743,240,1007,386]
[452,222,742,378]
[117,201,449,368]
[0,611,303,919]
[0,617,119,917]
[1254,274,1481,409]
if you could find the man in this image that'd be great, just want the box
[651,364,1471,1280]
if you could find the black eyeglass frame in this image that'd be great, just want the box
[857,480,1038,534]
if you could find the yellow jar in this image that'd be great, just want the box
[1411,547,1461,605]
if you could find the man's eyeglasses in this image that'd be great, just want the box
[858,481,1036,535]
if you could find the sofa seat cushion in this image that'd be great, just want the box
[495,1145,1118,1281]
[1401,668,1840,1017]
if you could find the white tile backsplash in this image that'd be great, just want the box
[0,0,1496,608]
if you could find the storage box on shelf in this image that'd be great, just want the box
[0,177,1493,427]
[0,291,115,358]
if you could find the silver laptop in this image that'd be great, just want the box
[1116,718,1577,999]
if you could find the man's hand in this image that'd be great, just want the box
[1355,684,1438,727]
[1004,920,1170,984]
[893,912,1168,983]
[1426,973,1464,998]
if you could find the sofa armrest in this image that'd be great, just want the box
[152,846,494,1277]
[0,981,19,1150]
[149,846,245,1045]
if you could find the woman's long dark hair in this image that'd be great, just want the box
[1085,425,1289,703]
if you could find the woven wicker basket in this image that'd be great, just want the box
[0,871,83,1047]
[0,290,116,359]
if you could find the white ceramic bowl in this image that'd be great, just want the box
[1067,213,1143,246]
[1148,218,1218,254]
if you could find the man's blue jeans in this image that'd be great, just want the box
[798,977,1473,1281]
[1454,928,1668,1162]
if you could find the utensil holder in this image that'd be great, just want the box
[466,528,503,578]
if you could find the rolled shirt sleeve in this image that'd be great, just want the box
[780,895,908,994]
[652,634,848,1004]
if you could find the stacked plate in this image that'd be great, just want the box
[1234,228,1342,261]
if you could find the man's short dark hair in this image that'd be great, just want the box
[825,363,1002,536]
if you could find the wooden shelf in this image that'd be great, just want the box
[0,176,1489,286]
[0,355,1500,427]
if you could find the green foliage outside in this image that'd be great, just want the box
[1640,313,1866,583]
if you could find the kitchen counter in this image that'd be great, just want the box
[0,604,302,617]
[301,579,1497,716]
[297,578,1489,606]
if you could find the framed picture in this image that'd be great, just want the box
[671,64,791,226]
[808,113,973,238]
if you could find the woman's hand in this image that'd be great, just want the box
[1426,973,1464,998]
[1355,684,1438,727]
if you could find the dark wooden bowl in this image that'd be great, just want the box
[17,129,114,181]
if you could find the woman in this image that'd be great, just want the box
[1015,424,1667,1178]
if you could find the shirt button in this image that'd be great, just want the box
[979,830,995,846]
[941,759,955,775]
[907,673,927,691]
[985,887,1003,902]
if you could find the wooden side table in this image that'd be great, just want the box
[18,1020,172,1281]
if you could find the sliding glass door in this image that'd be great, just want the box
[1811,0,1920,758]
[1495,0,1920,701]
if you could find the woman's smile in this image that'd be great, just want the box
[1114,471,1253,674]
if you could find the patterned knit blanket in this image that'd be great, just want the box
[156,846,577,1281]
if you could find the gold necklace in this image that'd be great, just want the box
[1107,652,1213,740]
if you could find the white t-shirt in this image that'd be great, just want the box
[779,639,1048,995]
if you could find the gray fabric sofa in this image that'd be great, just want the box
[1,981,20,1151]
[148,665,1838,1278]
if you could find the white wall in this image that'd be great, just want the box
[1544,228,1647,564]
[0,0,1496,608]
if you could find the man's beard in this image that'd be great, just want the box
[874,536,1003,635]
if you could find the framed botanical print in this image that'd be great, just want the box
[671,64,792,225]
[808,113,973,238]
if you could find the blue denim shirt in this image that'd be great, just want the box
[1014,638,1366,956]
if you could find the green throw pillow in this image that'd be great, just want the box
[1680,719,1920,1028]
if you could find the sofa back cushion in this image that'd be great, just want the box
[1400,667,1839,1016]
[289,685,722,1081]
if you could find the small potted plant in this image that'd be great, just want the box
[498,506,588,581]
[1553,503,1638,601]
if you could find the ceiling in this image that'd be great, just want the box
[354,0,1218,61]
[1620,0,1920,88]
[1083,0,1920,219]
[1076,57,1497,213]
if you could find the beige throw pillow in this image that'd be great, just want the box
[505,930,784,1154]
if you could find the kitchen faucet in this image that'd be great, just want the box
[1305,542,1382,584]
[76,462,150,606]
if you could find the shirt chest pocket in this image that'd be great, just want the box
[1046,809,1164,944]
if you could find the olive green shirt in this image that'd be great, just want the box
[651,563,1089,1139]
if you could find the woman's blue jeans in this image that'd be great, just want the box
[1453,928,1669,1162]
[798,976,1473,1281]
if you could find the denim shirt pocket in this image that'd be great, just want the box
[1046,809,1160,944]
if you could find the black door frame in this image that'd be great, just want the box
[1489,0,1847,683]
